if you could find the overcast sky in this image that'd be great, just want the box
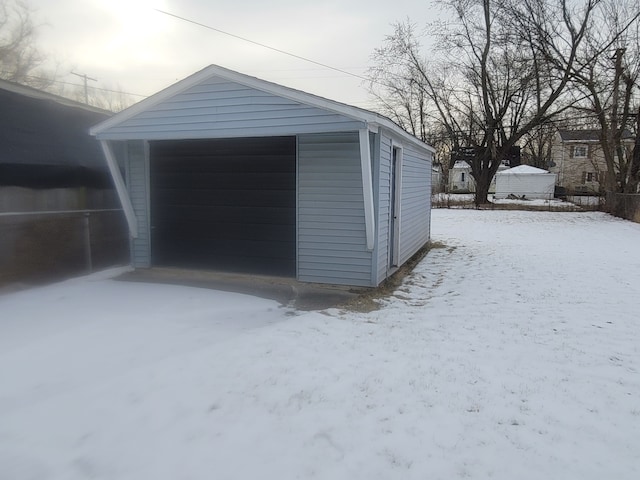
[30,0,440,109]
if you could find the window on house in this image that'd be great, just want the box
[573,145,588,158]
[461,172,465,182]
[582,172,599,183]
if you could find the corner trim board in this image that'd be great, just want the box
[359,128,375,250]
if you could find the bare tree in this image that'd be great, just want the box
[0,0,54,89]
[521,123,557,169]
[65,80,137,112]
[571,1,640,193]
[631,106,640,190]
[369,22,431,143]
[90,83,136,112]
[368,0,639,204]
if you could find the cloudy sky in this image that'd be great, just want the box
[29,0,439,109]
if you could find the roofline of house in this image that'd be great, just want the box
[89,64,434,153]
[557,129,635,142]
[0,78,112,116]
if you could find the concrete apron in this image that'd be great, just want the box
[115,267,369,311]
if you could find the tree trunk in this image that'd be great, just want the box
[474,170,491,206]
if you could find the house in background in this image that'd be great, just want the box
[0,79,115,208]
[449,160,473,192]
[90,65,435,287]
[549,129,635,194]
[448,160,509,193]
[448,146,519,193]
[0,79,128,285]
[431,162,445,194]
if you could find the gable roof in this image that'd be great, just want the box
[90,64,434,153]
[0,79,113,188]
[558,128,634,142]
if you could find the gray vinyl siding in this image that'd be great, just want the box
[376,133,393,284]
[97,76,365,140]
[297,132,373,286]
[397,145,431,266]
[125,140,151,267]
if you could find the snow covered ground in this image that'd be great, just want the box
[1,210,639,480]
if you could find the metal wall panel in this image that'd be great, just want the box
[397,145,432,266]
[297,132,373,286]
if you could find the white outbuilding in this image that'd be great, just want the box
[494,165,557,200]
[89,65,435,287]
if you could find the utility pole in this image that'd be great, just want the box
[71,71,98,104]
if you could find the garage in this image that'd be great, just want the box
[91,65,435,287]
[149,136,296,276]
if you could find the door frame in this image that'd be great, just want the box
[389,144,402,268]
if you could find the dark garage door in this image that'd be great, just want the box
[149,137,296,276]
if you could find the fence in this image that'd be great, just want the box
[0,209,129,287]
[431,193,605,212]
[606,192,640,223]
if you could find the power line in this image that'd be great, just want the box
[154,8,371,84]
[70,71,97,104]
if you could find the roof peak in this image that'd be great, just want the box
[89,64,433,152]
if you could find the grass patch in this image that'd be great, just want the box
[340,241,447,313]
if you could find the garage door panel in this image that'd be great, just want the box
[157,206,295,224]
[154,235,295,257]
[154,222,295,242]
[156,189,295,207]
[154,173,295,190]
[150,136,296,276]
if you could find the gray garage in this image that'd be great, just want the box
[91,65,434,287]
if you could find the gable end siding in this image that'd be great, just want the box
[298,132,373,286]
[98,77,365,140]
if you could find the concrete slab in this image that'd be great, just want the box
[115,267,370,311]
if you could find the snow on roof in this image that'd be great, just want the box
[497,165,551,175]
[451,160,471,169]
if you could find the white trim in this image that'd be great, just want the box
[99,140,138,238]
[359,128,376,251]
[90,64,434,154]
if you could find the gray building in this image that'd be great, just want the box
[91,65,434,287]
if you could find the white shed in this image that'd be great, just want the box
[494,165,557,200]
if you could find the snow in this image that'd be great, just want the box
[491,197,565,206]
[497,165,550,174]
[2,210,639,480]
